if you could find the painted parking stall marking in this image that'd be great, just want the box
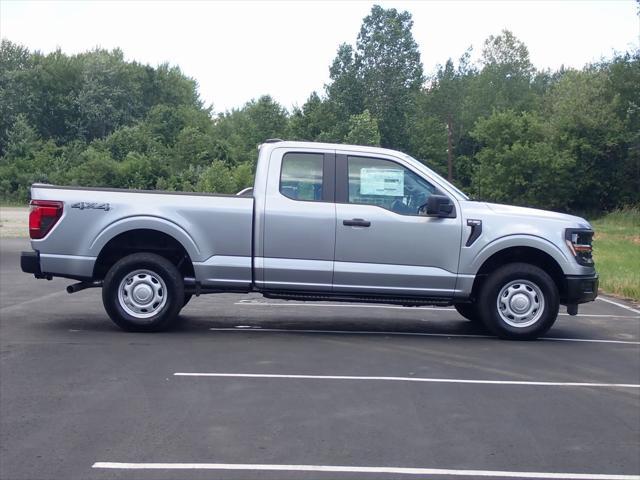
[597,297,640,314]
[173,372,640,389]
[235,300,640,319]
[91,462,640,479]
[209,327,640,345]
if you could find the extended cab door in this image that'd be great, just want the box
[333,152,462,297]
[257,147,336,291]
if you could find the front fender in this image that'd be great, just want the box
[88,215,202,261]
[467,234,572,275]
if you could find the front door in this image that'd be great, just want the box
[333,153,462,297]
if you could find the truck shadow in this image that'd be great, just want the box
[37,309,489,337]
[178,312,488,337]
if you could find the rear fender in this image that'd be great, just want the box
[89,216,201,262]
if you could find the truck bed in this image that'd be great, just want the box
[30,184,254,287]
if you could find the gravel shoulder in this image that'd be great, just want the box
[0,206,28,239]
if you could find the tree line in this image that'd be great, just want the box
[1,5,638,213]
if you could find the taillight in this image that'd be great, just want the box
[29,200,63,239]
[565,228,594,267]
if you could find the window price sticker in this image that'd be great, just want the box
[360,168,404,196]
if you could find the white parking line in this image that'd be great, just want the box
[557,314,640,318]
[542,337,640,345]
[92,461,640,479]
[0,291,64,312]
[235,301,640,319]
[173,372,640,389]
[213,326,491,338]
[597,297,640,314]
[209,327,640,345]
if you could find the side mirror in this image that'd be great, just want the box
[422,195,455,217]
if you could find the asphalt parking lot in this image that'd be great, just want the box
[1,238,639,480]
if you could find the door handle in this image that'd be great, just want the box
[343,218,371,227]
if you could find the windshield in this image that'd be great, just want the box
[399,153,470,201]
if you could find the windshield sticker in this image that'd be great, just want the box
[360,168,404,196]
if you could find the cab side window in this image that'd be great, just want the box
[280,153,324,201]
[348,156,438,215]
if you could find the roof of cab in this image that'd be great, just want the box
[259,140,406,158]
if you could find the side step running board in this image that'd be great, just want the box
[262,291,452,307]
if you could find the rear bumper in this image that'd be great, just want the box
[21,250,95,281]
[563,274,598,304]
[21,251,43,277]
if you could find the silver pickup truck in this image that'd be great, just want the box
[21,140,598,339]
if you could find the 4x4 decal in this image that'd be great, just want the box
[71,202,111,211]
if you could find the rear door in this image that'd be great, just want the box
[260,148,336,291]
[333,153,462,297]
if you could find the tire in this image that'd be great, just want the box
[478,262,559,340]
[102,253,184,332]
[454,303,482,323]
[182,293,193,308]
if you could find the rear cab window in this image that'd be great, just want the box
[280,152,324,201]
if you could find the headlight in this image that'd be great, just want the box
[565,228,594,266]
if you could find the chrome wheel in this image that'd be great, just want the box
[117,269,167,320]
[496,279,545,328]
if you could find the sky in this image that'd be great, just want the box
[1,0,638,113]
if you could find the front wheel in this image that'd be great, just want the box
[478,263,559,340]
[182,293,193,308]
[102,253,184,332]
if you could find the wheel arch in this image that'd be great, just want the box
[92,228,196,281]
[89,216,200,258]
[470,245,566,301]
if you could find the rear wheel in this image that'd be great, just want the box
[454,303,482,323]
[102,253,184,332]
[478,262,559,340]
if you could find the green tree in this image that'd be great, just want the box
[0,40,33,155]
[602,50,640,207]
[212,95,288,165]
[408,49,475,182]
[196,161,236,194]
[142,63,202,112]
[325,43,364,131]
[119,152,163,189]
[66,147,121,188]
[1,37,638,214]
[545,69,629,211]
[471,110,574,210]
[104,124,157,161]
[354,5,424,148]
[289,92,340,142]
[2,114,40,162]
[467,30,536,119]
[232,162,255,192]
[344,109,381,146]
[406,109,448,177]
[75,49,142,140]
[0,115,56,200]
[172,126,228,171]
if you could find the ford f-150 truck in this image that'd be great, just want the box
[21,140,598,339]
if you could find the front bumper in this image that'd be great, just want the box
[563,274,598,304]
[21,251,44,278]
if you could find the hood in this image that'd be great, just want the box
[484,203,591,228]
